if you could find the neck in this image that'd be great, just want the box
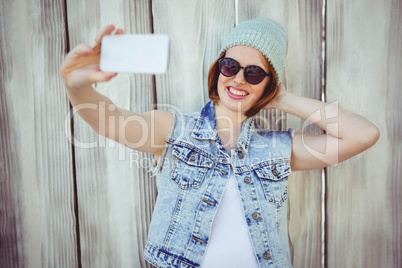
[214,101,247,134]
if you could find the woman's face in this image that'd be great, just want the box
[216,45,270,116]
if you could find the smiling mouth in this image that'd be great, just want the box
[228,87,249,96]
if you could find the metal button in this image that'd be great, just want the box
[272,169,279,176]
[222,159,230,164]
[238,151,244,159]
[190,155,196,161]
[244,177,251,184]
[252,212,260,220]
[263,252,270,260]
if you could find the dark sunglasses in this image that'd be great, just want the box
[218,57,271,85]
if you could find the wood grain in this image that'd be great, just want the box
[238,1,324,267]
[152,0,236,113]
[66,0,156,267]
[326,0,401,267]
[2,0,401,267]
[0,0,78,267]
[0,1,24,266]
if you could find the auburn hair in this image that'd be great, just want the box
[208,53,278,117]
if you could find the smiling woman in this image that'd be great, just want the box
[59,17,379,268]
[216,45,272,116]
[208,41,279,117]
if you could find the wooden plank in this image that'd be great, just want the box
[326,0,401,267]
[0,0,78,267]
[66,0,156,267]
[238,1,323,267]
[0,3,25,267]
[152,0,236,113]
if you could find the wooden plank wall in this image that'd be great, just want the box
[0,0,78,267]
[152,0,235,113]
[65,0,156,267]
[325,0,401,267]
[0,0,400,268]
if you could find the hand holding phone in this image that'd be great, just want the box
[100,34,170,74]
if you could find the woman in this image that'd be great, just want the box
[60,18,379,268]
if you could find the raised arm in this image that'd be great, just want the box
[266,84,380,171]
[59,25,173,156]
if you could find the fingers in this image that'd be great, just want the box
[74,43,93,55]
[89,71,118,83]
[93,24,116,49]
[64,43,93,61]
[91,26,125,49]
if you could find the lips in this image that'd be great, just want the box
[227,86,249,100]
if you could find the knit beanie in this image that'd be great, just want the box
[219,18,287,85]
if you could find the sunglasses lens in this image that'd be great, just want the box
[219,58,268,85]
[219,58,240,77]
[244,66,266,85]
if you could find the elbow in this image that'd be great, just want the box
[372,125,380,144]
[342,124,380,159]
[361,124,380,149]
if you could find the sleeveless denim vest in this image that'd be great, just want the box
[144,101,294,268]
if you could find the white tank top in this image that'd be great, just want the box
[201,166,259,267]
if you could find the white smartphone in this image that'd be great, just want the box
[100,34,170,74]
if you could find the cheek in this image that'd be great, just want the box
[217,75,229,91]
[252,84,266,99]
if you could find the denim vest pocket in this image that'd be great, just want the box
[170,145,214,189]
[254,162,291,206]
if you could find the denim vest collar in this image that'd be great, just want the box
[191,101,255,154]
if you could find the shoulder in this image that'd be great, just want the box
[158,109,201,142]
[249,127,294,159]
[171,110,201,127]
[142,109,199,129]
[252,127,294,141]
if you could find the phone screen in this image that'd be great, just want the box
[100,34,170,74]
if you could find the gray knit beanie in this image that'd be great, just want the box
[219,18,287,85]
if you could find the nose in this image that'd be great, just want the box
[233,68,246,85]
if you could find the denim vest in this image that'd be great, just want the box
[144,101,294,268]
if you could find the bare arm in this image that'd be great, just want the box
[60,25,172,155]
[266,84,380,171]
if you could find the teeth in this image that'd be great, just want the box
[229,87,248,96]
